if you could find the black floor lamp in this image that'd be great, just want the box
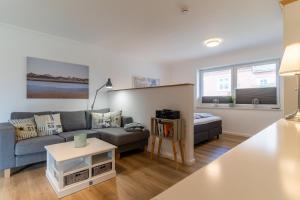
[91,78,112,111]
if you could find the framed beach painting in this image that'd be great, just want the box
[27,57,89,99]
[132,76,160,88]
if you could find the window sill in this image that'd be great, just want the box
[197,104,282,111]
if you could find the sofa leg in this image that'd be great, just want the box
[4,169,11,178]
[217,135,220,139]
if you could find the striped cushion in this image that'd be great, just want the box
[9,118,38,141]
[34,114,63,136]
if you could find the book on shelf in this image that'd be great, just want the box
[157,121,174,138]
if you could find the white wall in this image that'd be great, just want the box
[284,1,300,45]
[165,43,284,136]
[108,85,195,165]
[0,23,166,122]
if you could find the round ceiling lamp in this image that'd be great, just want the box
[204,38,223,47]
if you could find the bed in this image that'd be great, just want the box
[194,113,222,145]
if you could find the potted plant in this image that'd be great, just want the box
[229,96,235,107]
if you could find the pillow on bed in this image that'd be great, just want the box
[194,113,213,119]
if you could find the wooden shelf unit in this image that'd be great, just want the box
[150,118,185,168]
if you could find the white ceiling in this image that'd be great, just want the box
[0,0,283,63]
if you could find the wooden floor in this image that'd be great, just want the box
[0,134,247,200]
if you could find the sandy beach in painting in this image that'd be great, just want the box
[27,57,89,99]
[27,80,89,99]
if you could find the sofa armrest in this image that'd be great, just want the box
[0,123,16,170]
[121,116,133,127]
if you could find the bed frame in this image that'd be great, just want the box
[194,120,222,145]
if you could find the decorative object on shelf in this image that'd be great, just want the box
[91,78,113,110]
[150,117,184,169]
[132,76,160,88]
[156,109,180,119]
[279,43,300,121]
[74,133,87,148]
[229,96,235,107]
[27,57,89,99]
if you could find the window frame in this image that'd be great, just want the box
[198,59,281,109]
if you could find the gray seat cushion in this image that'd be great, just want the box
[15,135,64,156]
[58,130,100,142]
[59,111,87,132]
[97,128,149,146]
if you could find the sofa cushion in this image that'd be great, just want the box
[97,128,149,146]
[11,111,52,120]
[34,114,63,136]
[91,112,110,129]
[59,111,87,131]
[86,108,110,129]
[58,130,100,142]
[121,116,133,127]
[9,117,38,141]
[15,135,64,156]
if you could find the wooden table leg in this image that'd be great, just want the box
[151,136,156,160]
[179,140,185,164]
[4,169,11,178]
[172,141,178,169]
[157,137,162,159]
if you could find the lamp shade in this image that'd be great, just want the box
[105,78,112,88]
[279,43,300,76]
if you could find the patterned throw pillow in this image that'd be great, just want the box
[9,118,38,141]
[110,110,122,127]
[34,114,63,136]
[91,110,122,129]
[91,112,108,129]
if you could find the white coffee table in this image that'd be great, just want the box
[45,138,117,198]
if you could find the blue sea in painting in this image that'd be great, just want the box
[27,80,89,99]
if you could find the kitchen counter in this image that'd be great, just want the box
[153,119,300,200]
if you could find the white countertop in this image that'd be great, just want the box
[45,138,116,162]
[153,119,300,200]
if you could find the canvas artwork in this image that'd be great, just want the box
[132,76,160,88]
[27,57,89,99]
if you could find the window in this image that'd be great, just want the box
[199,59,280,107]
[201,68,232,104]
[218,77,230,91]
[202,69,231,96]
[236,63,277,89]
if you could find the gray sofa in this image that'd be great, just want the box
[0,108,149,171]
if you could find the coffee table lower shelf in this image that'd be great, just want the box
[46,170,116,198]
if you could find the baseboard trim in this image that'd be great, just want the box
[223,131,252,138]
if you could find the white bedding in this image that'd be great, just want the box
[194,116,222,125]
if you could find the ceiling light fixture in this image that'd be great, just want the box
[204,38,223,47]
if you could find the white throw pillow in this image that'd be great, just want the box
[34,114,63,136]
[110,110,122,127]
[91,112,105,129]
[91,110,122,129]
[9,117,38,141]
